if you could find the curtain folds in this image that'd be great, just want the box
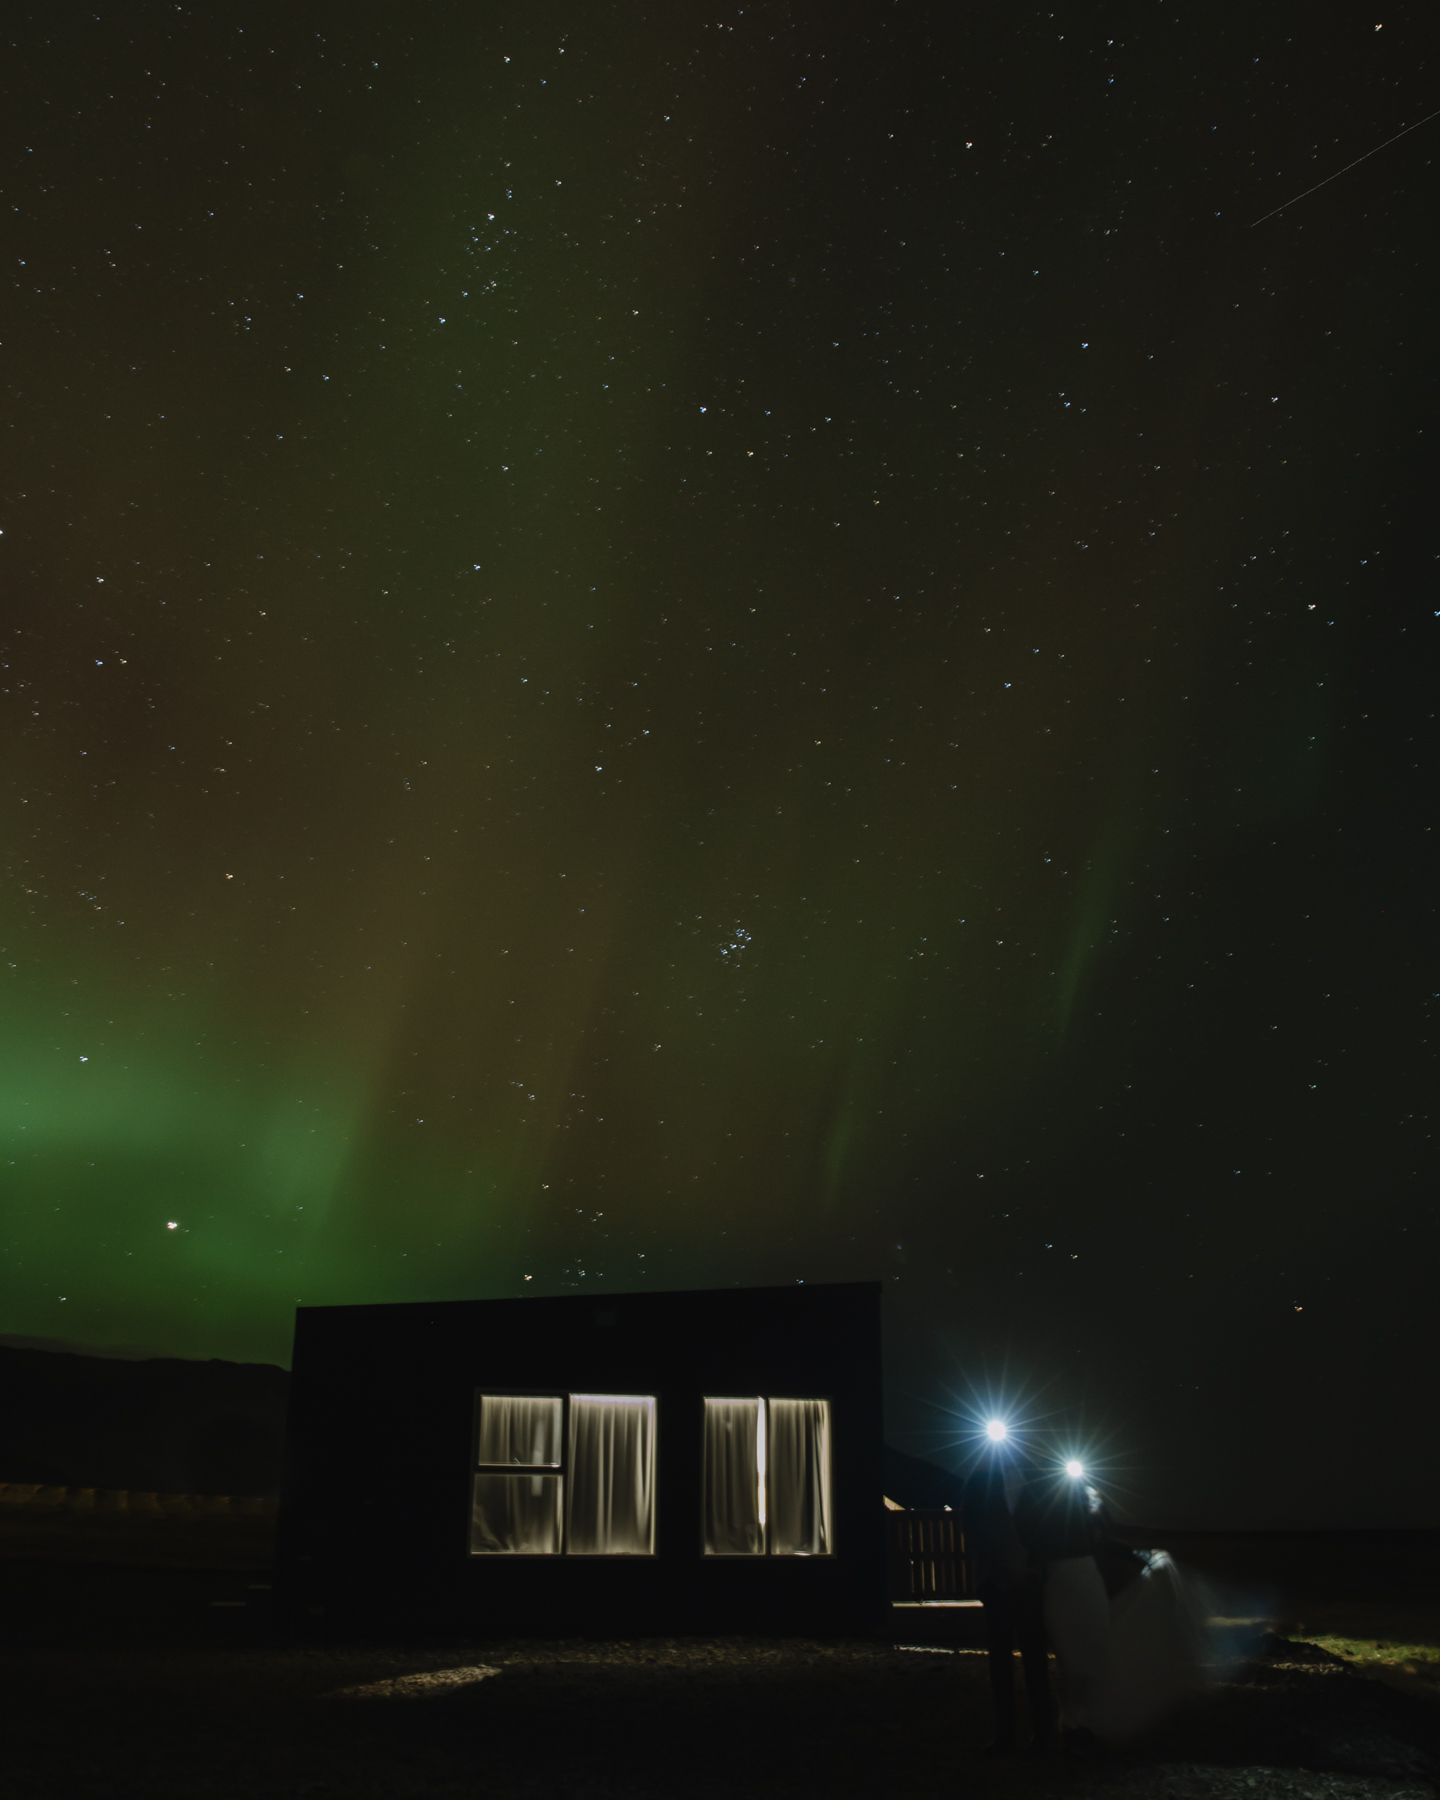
[471,1396,565,1553]
[703,1398,764,1555]
[470,1391,829,1557]
[475,1395,562,1468]
[768,1398,832,1556]
[566,1395,656,1554]
[471,1472,563,1553]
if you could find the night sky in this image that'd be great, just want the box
[3,3,1436,1529]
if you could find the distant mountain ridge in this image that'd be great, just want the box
[0,1333,184,1361]
[0,1343,289,1498]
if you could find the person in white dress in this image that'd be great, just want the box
[1039,1467,1212,1745]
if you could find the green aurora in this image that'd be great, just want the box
[1,5,1435,1526]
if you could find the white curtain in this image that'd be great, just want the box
[566,1395,656,1555]
[475,1395,561,1467]
[768,1399,832,1556]
[703,1398,765,1555]
[471,1472,563,1554]
[470,1396,564,1553]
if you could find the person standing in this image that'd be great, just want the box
[960,1437,1059,1755]
[1028,1466,1110,1749]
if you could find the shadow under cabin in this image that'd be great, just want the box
[274,1281,886,1634]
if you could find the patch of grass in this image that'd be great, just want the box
[1297,1633,1440,1682]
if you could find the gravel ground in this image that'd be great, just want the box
[4,1565,1439,1799]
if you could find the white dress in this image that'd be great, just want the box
[1090,1551,1214,1742]
[1044,1554,1112,1730]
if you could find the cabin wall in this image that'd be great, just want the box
[275,1282,885,1634]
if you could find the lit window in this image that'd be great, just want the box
[471,1393,655,1556]
[566,1395,656,1555]
[471,1396,562,1554]
[702,1397,832,1556]
[703,1398,765,1555]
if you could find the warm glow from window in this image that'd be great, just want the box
[756,1400,767,1531]
[470,1393,655,1556]
[702,1397,831,1556]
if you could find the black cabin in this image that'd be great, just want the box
[275,1281,885,1634]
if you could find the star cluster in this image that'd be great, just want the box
[1,3,1435,1525]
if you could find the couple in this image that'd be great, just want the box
[962,1441,1207,1752]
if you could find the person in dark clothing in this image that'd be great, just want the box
[960,1442,1060,1754]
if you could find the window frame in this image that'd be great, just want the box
[469,1389,659,1558]
[700,1393,836,1559]
[469,1389,566,1559]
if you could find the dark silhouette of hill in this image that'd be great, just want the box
[0,1343,289,1497]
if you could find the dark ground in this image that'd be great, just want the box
[5,1512,1440,1800]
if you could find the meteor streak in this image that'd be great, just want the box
[1251,106,1440,227]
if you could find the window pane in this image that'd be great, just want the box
[476,1395,561,1467]
[768,1399,832,1556]
[703,1398,765,1555]
[566,1395,656,1555]
[471,1473,562,1554]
